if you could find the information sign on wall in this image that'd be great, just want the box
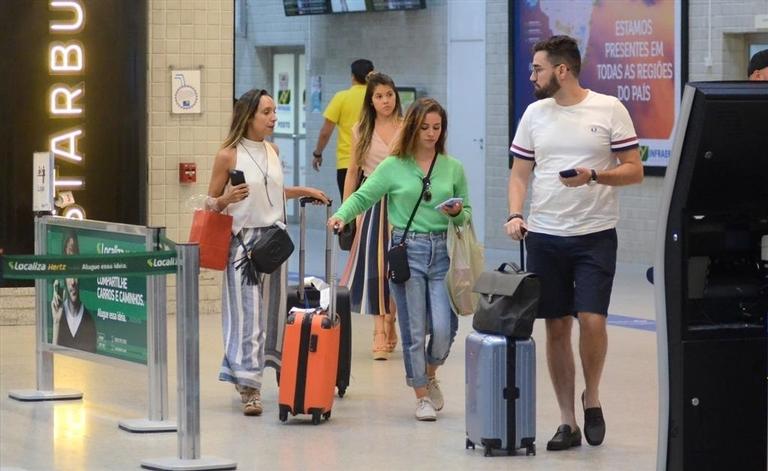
[273,54,296,134]
[171,69,202,114]
[511,0,687,172]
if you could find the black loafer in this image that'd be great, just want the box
[546,424,582,451]
[582,392,606,446]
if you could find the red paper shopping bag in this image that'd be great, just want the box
[188,209,233,270]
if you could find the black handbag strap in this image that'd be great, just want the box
[398,152,438,245]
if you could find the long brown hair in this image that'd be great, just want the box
[390,97,447,158]
[354,72,402,167]
[221,89,270,149]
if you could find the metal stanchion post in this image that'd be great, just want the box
[141,243,236,470]
[120,227,176,432]
[9,216,82,401]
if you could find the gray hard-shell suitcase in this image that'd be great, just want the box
[465,331,536,456]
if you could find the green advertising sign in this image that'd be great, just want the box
[45,226,155,365]
[2,252,177,279]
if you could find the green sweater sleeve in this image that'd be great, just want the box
[334,154,472,232]
[450,161,471,226]
[333,157,393,223]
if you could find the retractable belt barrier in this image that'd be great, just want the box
[1,251,177,280]
[5,215,236,469]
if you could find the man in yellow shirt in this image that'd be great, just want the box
[312,58,374,197]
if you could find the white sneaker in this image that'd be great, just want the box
[415,397,437,421]
[426,376,444,411]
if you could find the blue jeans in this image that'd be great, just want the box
[389,229,458,388]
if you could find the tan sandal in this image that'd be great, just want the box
[372,316,389,360]
[384,314,398,352]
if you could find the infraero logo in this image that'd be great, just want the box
[640,145,649,162]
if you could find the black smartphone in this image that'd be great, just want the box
[53,279,64,299]
[559,169,578,178]
[229,169,245,186]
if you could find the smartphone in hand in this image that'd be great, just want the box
[559,169,578,178]
[53,279,64,299]
[229,169,246,186]
[434,197,463,211]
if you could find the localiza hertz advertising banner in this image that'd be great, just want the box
[513,0,683,168]
[46,226,149,364]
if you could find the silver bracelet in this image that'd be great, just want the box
[205,196,220,212]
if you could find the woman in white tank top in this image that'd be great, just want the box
[206,89,329,416]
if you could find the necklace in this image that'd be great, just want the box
[239,141,274,207]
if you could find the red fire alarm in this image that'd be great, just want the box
[179,162,196,183]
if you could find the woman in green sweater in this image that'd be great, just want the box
[328,98,471,421]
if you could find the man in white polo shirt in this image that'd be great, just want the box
[505,35,643,452]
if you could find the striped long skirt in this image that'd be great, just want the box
[340,196,392,316]
[219,227,287,390]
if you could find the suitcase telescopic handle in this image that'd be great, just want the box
[297,196,335,301]
[500,239,526,273]
[299,196,332,207]
[328,225,340,323]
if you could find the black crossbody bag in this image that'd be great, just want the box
[388,153,437,284]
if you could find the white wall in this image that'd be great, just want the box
[145,0,235,315]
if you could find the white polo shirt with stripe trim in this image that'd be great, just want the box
[510,90,638,237]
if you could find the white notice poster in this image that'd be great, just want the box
[171,69,202,114]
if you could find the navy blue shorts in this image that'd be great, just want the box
[524,228,617,319]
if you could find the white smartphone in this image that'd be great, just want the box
[434,197,463,210]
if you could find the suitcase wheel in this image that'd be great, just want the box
[337,386,346,398]
[323,411,331,420]
[311,410,322,425]
[483,446,492,457]
[465,439,475,450]
[278,405,289,422]
[526,444,536,456]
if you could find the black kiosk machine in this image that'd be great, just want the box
[655,81,768,470]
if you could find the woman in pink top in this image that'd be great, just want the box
[340,72,403,360]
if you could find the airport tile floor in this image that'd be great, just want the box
[0,228,659,470]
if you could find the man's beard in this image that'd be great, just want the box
[534,74,561,99]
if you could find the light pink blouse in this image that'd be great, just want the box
[352,125,395,177]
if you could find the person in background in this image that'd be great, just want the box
[340,72,403,360]
[506,35,643,451]
[207,88,328,416]
[748,49,768,80]
[328,98,470,422]
[312,58,375,197]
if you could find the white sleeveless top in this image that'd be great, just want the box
[224,137,284,233]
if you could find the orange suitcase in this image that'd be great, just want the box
[278,219,341,424]
[278,308,340,424]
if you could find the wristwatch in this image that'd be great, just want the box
[312,151,322,159]
[587,169,598,186]
[506,212,523,223]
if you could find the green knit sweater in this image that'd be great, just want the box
[333,154,471,233]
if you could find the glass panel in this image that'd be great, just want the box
[274,136,295,217]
